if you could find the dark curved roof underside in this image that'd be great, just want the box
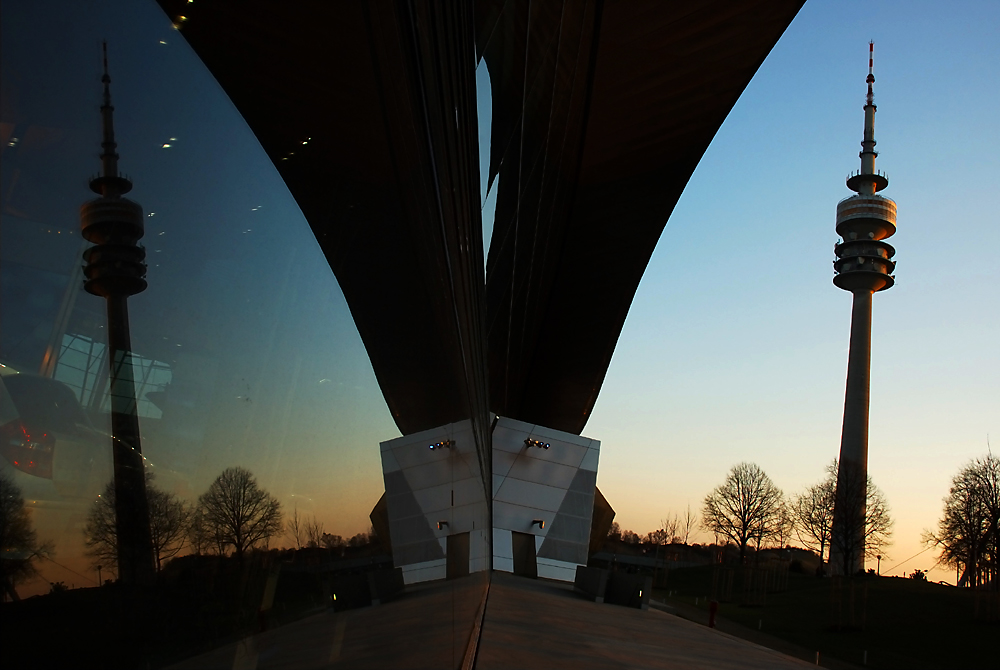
[156,0,802,438]
[480,0,803,434]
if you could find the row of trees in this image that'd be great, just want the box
[607,506,699,546]
[85,466,377,575]
[285,507,372,550]
[700,461,893,571]
[86,466,284,572]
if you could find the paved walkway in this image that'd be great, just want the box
[167,575,485,670]
[475,572,816,669]
[168,572,820,669]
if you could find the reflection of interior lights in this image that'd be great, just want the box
[428,440,454,450]
[524,439,550,449]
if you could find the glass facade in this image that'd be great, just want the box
[1,1,840,668]
[1,0,489,666]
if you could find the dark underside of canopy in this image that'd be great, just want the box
[156,0,803,437]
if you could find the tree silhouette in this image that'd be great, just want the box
[702,462,784,563]
[287,507,305,549]
[198,467,282,558]
[793,462,837,563]
[304,515,324,548]
[926,454,999,588]
[1,471,49,601]
[681,505,698,545]
[829,459,893,575]
[85,476,191,572]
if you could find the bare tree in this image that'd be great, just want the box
[829,459,894,575]
[85,476,191,572]
[772,500,795,548]
[793,464,837,562]
[681,505,698,545]
[646,515,679,545]
[1,471,50,601]
[701,462,784,563]
[287,507,305,549]
[197,467,283,558]
[188,507,212,555]
[926,454,999,588]
[304,516,324,548]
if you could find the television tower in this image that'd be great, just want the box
[829,43,897,576]
[79,43,155,585]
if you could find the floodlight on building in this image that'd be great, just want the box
[532,519,545,529]
[428,440,454,450]
[524,439,550,449]
[437,521,449,530]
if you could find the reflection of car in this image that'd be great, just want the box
[0,369,110,502]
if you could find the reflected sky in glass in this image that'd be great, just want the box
[1,0,399,589]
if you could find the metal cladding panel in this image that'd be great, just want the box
[537,468,597,565]
[413,479,485,516]
[492,450,517,479]
[492,418,591,467]
[493,501,556,535]
[580,447,600,472]
[380,420,487,575]
[491,418,600,579]
[492,527,514,560]
[493,478,568,513]
[380,449,402,473]
[506,454,580,490]
[536,559,579,582]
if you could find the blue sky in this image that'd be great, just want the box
[582,0,999,580]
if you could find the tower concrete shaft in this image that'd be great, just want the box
[829,43,897,576]
[79,44,155,585]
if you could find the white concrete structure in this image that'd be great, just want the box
[379,416,600,584]
[379,420,490,585]
[492,417,600,582]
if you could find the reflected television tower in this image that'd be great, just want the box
[79,43,155,585]
[829,43,897,575]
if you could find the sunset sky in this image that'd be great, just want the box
[2,0,996,592]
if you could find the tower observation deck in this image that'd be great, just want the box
[829,43,897,576]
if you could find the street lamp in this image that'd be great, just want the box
[876,555,881,576]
